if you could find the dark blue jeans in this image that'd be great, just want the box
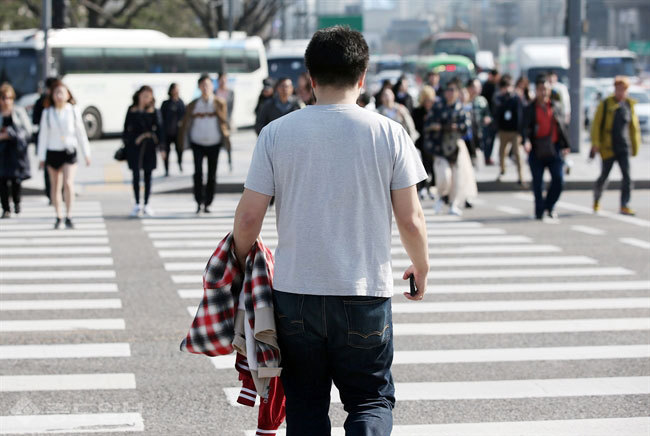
[528,149,564,219]
[273,290,395,436]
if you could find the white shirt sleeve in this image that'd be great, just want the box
[72,106,91,159]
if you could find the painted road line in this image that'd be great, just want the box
[144,222,485,232]
[392,267,633,280]
[244,417,650,436]
[0,246,111,255]
[392,280,650,294]
[0,230,108,238]
[0,238,109,246]
[392,245,562,255]
[208,344,650,371]
[11,211,104,218]
[0,217,105,225]
[226,376,650,406]
[571,225,607,236]
[0,257,114,267]
[620,238,650,250]
[159,249,216,258]
[0,223,106,231]
[0,373,136,392]
[173,275,200,284]
[393,317,650,336]
[0,270,116,280]
[0,318,125,332]
[392,298,650,313]
[496,206,524,215]
[0,413,145,434]
[0,283,118,294]
[0,343,131,359]
[178,289,202,299]
[1,299,122,311]
[392,256,597,268]
[154,235,532,248]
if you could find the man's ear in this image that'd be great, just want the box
[358,70,367,90]
[310,76,317,90]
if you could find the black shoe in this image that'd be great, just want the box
[465,200,473,209]
[54,218,63,229]
[64,217,74,229]
[547,210,559,220]
[1,210,10,219]
[14,204,20,214]
[442,195,449,205]
[204,205,211,214]
[196,205,202,214]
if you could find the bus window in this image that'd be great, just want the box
[267,57,306,86]
[223,48,248,73]
[0,48,39,98]
[186,48,223,73]
[434,39,476,63]
[61,47,104,74]
[104,48,147,73]
[588,57,636,78]
[149,49,186,73]
[245,49,261,72]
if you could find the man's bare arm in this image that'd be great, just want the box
[391,185,429,300]
[233,189,272,267]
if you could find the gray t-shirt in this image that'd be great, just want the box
[245,104,427,297]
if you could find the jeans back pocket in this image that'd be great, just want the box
[343,297,391,349]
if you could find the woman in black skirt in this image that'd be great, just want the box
[37,80,91,229]
[123,85,165,217]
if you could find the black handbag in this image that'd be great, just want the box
[441,133,460,164]
[114,146,127,161]
[534,135,556,160]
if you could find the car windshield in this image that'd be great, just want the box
[0,48,39,98]
[434,39,476,61]
[267,57,306,87]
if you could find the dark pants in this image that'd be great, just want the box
[0,177,21,212]
[273,290,395,436]
[594,153,632,208]
[484,123,497,162]
[192,143,221,206]
[529,150,564,219]
[132,169,152,205]
[44,169,51,201]
[162,135,184,174]
[417,149,434,191]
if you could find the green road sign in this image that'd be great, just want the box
[629,40,650,56]
[318,15,363,32]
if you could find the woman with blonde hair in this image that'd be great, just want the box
[37,80,91,229]
[0,83,32,218]
[412,85,436,200]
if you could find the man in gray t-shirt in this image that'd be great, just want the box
[233,26,429,435]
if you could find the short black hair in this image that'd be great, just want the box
[45,76,58,89]
[357,92,371,106]
[465,78,477,88]
[198,73,211,85]
[499,74,512,89]
[304,25,369,88]
[274,77,292,90]
[489,68,499,76]
[167,82,177,97]
[535,74,548,87]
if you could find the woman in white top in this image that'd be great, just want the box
[37,80,91,229]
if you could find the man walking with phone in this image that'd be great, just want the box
[232,26,429,435]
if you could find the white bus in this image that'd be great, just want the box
[0,28,267,138]
[583,48,638,81]
[266,39,309,87]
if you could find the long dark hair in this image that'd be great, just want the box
[131,85,155,110]
[43,80,76,108]
[167,82,178,97]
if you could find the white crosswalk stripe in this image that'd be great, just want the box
[141,197,650,433]
[0,201,142,433]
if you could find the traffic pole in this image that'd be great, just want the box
[568,0,583,153]
[42,0,51,85]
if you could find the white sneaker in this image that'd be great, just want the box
[449,205,463,216]
[418,188,427,200]
[143,205,155,216]
[130,205,141,217]
[433,198,445,214]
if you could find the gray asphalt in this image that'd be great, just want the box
[1,188,649,435]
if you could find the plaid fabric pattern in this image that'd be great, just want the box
[242,241,281,370]
[180,234,242,356]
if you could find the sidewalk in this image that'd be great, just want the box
[21,128,650,196]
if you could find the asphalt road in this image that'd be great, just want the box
[1,189,649,435]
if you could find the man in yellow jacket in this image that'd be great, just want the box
[590,76,641,216]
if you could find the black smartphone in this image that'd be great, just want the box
[408,273,417,297]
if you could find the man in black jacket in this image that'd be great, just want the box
[494,74,525,185]
[522,75,570,221]
[481,69,499,165]
[255,77,301,135]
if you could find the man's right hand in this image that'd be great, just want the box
[402,264,427,301]
[524,141,532,154]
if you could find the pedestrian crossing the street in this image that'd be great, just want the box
[0,200,143,434]
[141,196,650,435]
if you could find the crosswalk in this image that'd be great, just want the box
[0,200,142,434]
[141,196,650,435]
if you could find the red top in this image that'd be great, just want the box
[535,101,558,144]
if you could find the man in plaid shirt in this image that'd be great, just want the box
[233,26,429,436]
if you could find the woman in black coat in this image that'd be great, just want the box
[122,85,165,217]
[160,83,185,175]
[0,83,32,218]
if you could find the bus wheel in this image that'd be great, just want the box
[82,107,102,140]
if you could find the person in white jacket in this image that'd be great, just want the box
[37,80,91,229]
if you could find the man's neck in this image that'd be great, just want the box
[314,86,359,105]
[201,94,212,102]
[536,98,549,106]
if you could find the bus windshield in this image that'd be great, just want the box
[434,39,476,62]
[0,48,39,98]
[588,57,636,78]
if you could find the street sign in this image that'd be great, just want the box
[629,40,650,56]
[317,15,363,32]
